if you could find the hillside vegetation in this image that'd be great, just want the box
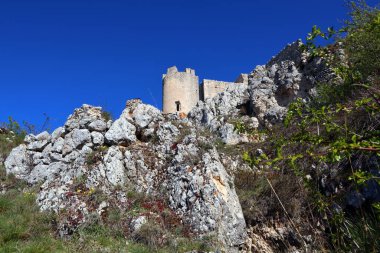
[0,1,379,253]
[237,1,380,252]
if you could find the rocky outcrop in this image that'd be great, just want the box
[167,138,246,248]
[188,83,253,144]
[4,40,338,252]
[248,40,335,126]
[189,40,335,136]
[5,99,246,252]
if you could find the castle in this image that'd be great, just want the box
[162,66,248,114]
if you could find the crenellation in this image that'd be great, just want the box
[162,66,247,114]
[185,68,195,75]
[162,66,199,114]
[167,66,178,75]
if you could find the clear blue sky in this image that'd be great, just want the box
[0,0,378,131]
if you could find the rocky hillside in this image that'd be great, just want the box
[3,40,335,252]
[2,4,380,251]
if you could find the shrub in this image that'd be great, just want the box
[0,117,27,162]
[86,146,108,167]
[345,1,380,80]
[101,110,113,122]
[132,221,169,250]
[239,2,380,251]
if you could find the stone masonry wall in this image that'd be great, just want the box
[200,79,236,100]
[162,66,199,114]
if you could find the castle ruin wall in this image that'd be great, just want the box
[162,67,199,114]
[200,79,236,100]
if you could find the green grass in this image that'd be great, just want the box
[0,165,214,253]
[0,187,65,252]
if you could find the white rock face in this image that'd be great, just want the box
[4,144,31,180]
[130,216,147,233]
[51,137,65,153]
[3,102,248,253]
[27,131,51,151]
[65,104,104,131]
[61,129,91,155]
[71,129,91,148]
[28,163,49,184]
[88,120,107,132]
[122,101,163,129]
[103,146,125,186]
[167,147,246,252]
[4,101,248,250]
[220,123,248,145]
[91,131,104,146]
[189,40,334,132]
[51,127,65,142]
[105,118,136,145]
[248,40,334,126]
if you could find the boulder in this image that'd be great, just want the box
[65,104,104,131]
[4,144,31,179]
[27,131,51,151]
[122,99,163,129]
[105,118,136,145]
[88,120,107,132]
[51,127,65,142]
[91,131,104,146]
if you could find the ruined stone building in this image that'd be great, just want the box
[162,66,248,114]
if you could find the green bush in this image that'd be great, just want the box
[0,117,27,162]
[101,110,113,122]
[345,1,380,81]
[239,2,380,251]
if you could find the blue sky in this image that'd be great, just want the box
[0,0,378,131]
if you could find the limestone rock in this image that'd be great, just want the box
[167,147,246,251]
[220,123,248,145]
[28,162,67,185]
[62,129,91,155]
[103,146,125,186]
[51,127,65,142]
[130,216,147,233]
[27,131,51,151]
[4,144,31,180]
[91,131,104,146]
[248,40,334,126]
[71,129,91,148]
[51,137,65,153]
[105,118,136,145]
[24,134,36,144]
[88,120,107,132]
[33,143,52,165]
[65,104,104,131]
[122,99,164,129]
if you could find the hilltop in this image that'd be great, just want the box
[1,2,380,252]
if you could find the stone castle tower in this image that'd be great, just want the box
[162,66,199,114]
[162,66,248,114]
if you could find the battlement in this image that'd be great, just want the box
[162,66,199,114]
[162,66,248,114]
[162,66,196,80]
